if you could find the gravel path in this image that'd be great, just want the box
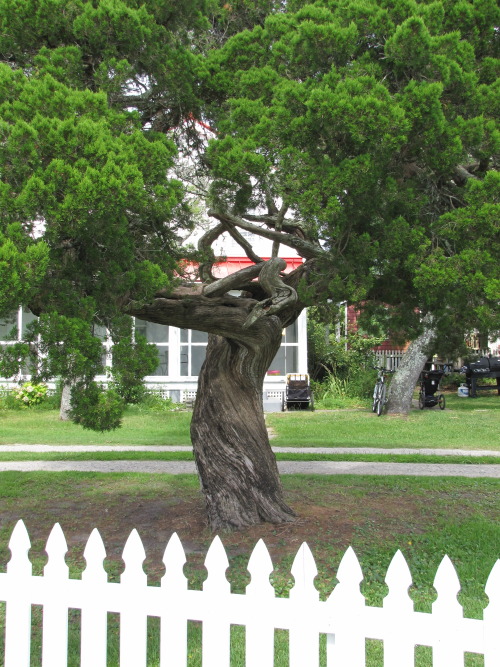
[0,445,499,477]
[2,444,500,457]
[0,458,499,477]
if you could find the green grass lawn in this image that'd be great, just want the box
[1,393,498,453]
[268,394,500,450]
[0,405,193,446]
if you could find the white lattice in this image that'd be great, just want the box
[266,391,284,399]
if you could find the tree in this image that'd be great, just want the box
[383,166,500,414]
[1,0,498,528]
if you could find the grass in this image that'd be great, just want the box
[267,394,500,450]
[0,405,192,446]
[0,390,498,663]
[1,393,499,452]
[0,450,499,465]
[0,473,498,666]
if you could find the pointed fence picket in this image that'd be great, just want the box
[160,532,188,667]
[245,538,275,667]
[289,542,319,666]
[0,519,498,666]
[120,529,149,667]
[382,549,415,666]
[326,545,366,666]
[4,520,32,667]
[80,528,108,667]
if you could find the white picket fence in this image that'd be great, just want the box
[1,520,499,666]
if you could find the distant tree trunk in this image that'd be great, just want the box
[191,330,296,531]
[386,316,437,415]
[59,381,73,421]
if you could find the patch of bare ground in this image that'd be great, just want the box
[0,483,436,584]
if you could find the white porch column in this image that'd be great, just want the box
[297,309,309,374]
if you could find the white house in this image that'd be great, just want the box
[0,228,308,404]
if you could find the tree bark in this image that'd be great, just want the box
[191,327,296,531]
[130,258,306,530]
[59,381,73,421]
[386,316,437,415]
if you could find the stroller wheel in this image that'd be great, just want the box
[438,394,445,410]
[418,393,425,410]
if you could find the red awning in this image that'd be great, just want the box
[212,257,303,278]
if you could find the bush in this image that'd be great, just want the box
[137,390,181,412]
[440,372,465,390]
[313,366,377,409]
[11,381,48,408]
[69,382,125,431]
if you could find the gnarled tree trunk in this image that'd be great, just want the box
[191,329,296,531]
[130,256,307,530]
[386,315,437,415]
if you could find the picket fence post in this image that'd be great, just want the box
[81,528,108,667]
[245,538,275,667]
[120,529,148,667]
[202,535,231,666]
[432,555,463,666]
[325,546,366,666]
[160,531,188,667]
[5,520,32,667]
[289,542,319,666]
[42,523,69,667]
[383,549,415,666]
[483,559,500,666]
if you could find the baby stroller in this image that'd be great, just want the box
[283,374,314,411]
[418,368,445,410]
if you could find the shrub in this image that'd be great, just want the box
[137,390,181,412]
[69,382,125,431]
[11,381,48,408]
[440,372,465,390]
[313,366,376,409]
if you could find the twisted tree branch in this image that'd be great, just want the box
[208,209,323,259]
[243,258,298,329]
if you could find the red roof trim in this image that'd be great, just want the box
[212,257,303,278]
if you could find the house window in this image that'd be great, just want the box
[0,313,18,340]
[0,308,38,377]
[180,329,208,377]
[21,309,37,337]
[134,318,169,376]
[267,322,299,375]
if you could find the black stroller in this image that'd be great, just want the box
[283,374,314,411]
[418,368,446,410]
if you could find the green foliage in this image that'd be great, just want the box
[0,229,49,315]
[10,381,48,408]
[69,381,125,431]
[314,367,377,408]
[24,314,105,383]
[0,342,30,378]
[415,170,500,349]
[310,332,383,406]
[204,0,499,336]
[137,390,181,412]
[110,334,159,404]
[308,306,387,403]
